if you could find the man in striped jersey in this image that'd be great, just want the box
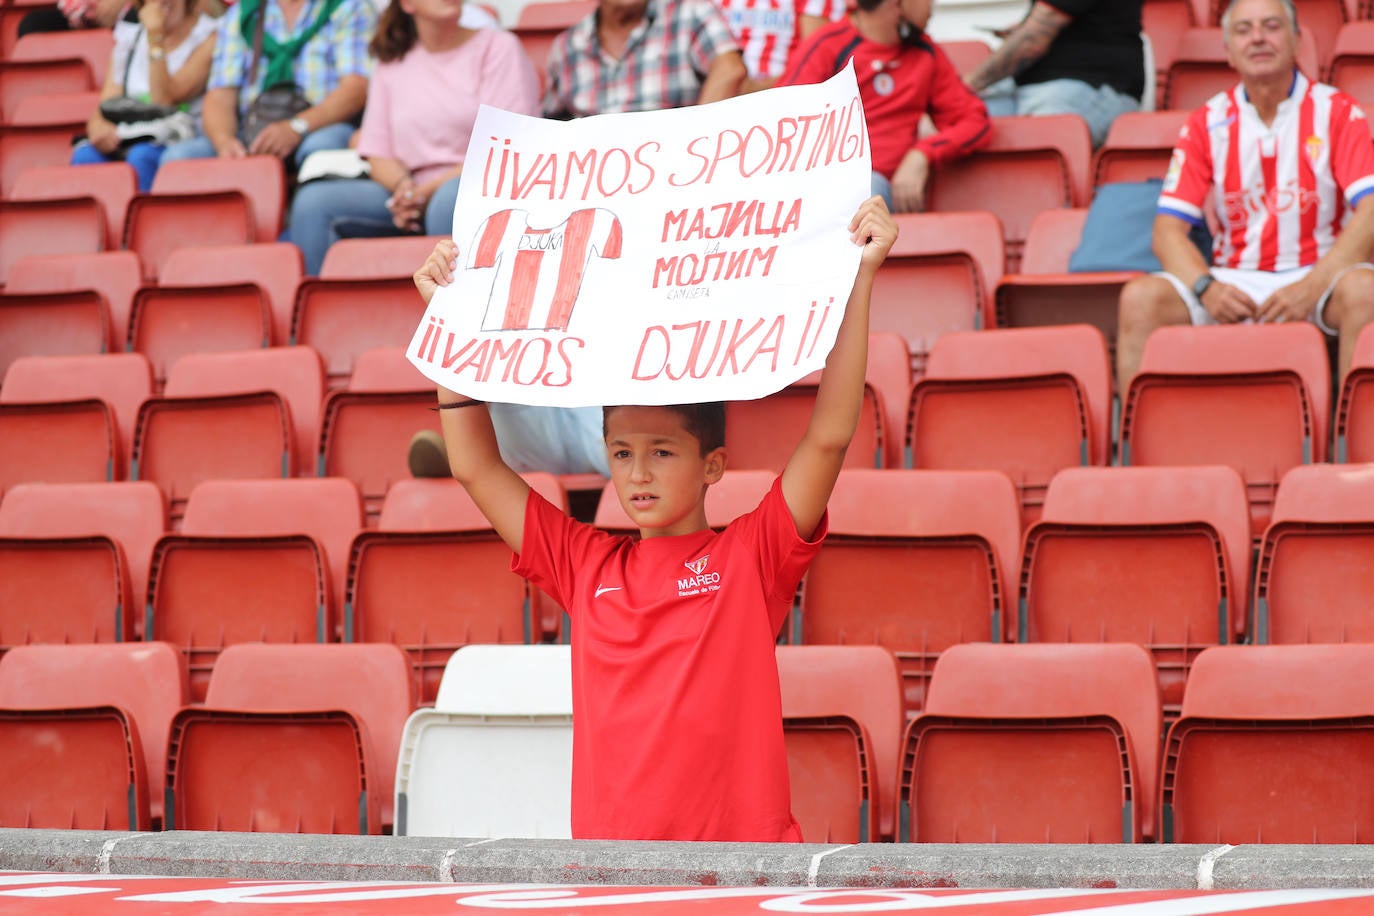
[1116,0,1374,390]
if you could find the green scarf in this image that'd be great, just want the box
[239,0,347,90]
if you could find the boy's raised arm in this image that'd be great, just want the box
[415,241,531,553]
[780,196,898,539]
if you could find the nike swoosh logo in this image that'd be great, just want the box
[595,585,622,598]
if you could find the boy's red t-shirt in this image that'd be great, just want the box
[512,477,826,842]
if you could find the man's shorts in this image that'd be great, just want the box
[1158,264,1374,334]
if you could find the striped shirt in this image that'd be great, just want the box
[719,0,846,81]
[1159,71,1374,272]
[207,0,375,117]
[542,0,739,119]
[474,208,625,332]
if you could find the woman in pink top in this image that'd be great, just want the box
[286,0,540,274]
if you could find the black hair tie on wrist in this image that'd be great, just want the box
[431,399,485,411]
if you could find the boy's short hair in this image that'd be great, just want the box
[603,403,727,455]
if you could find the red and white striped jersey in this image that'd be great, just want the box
[473,208,624,333]
[718,0,845,80]
[1159,72,1374,272]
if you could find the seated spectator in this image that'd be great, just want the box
[71,0,219,191]
[1116,0,1374,390]
[286,0,539,275]
[779,0,990,212]
[544,0,746,119]
[962,0,1143,148]
[18,0,126,37]
[717,0,846,93]
[160,0,375,169]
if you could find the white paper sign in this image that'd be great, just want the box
[406,64,870,407]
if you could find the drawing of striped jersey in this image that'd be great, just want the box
[473,207,624,332]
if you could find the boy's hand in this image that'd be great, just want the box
[414,239,457,305]
[849,195,898,271]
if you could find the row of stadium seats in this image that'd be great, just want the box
[6,315,1373,529]
[5,639,1372,845]
[4,460,1374,719]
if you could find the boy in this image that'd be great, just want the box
[412,196,897,842]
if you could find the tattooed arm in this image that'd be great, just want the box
[963,1,1072,93]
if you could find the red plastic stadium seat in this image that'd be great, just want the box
[512,0,595,78]
[875,212,1004,373]
[0,480,165,643]
[292,278,426,388]
[130,347,325,521]
[1142,0,1196,93]
[0,58,93,123]
[166,642,411,834]
[798,469,1021,715]
[1336,322,1374,462]
[349,474,568,702]
[0,125,83,197]
[1161,644,1374,843]
[10,162,135,250]
[0,641,186,829]
[0,287,108,383]
[8,89,100,128]
[123,192,254,285]
[318,347,437,521]
[148,155,286,244]
[926,115,1092,270]
[0,352,152,486]
[726,360,887,472]
[10,29,112,85]
[1254,464,1374,644]
[900,643,1162,842]
[1092,111,1190,188]
[776,645,903,842]
[1165,27,1320,110]
[0,197,103,287]
[317,235,447,280]
[1019,466,1251,719]
[993,208,1137,348]
[161,243,303,349]
[1120,323,1330,533]
[127,284,271,386]
[1330,22,1374,103]
[146,477,362,700]
[907,324,1112,525]
[935,39,990,74]
[7,251,142,352]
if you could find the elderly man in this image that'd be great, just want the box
[1115,0,1374,392]
[963,0,1143,148]
[543,0,746,119]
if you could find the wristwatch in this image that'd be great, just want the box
[148,45,165,62]
[1191,272,1215,300]
[288,117,310,136]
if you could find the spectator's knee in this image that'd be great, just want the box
[1331,269,1374,330]
[1118,276,1176,337]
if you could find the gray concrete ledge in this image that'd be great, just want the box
[4,831,1374,889]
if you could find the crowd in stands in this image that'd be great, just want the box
[26,0,1156,272]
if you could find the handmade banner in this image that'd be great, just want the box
[405,64,870,407]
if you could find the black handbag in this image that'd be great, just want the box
[240,10,310,148]
[98,29,177,125]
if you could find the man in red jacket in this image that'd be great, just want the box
[779,0,990,213]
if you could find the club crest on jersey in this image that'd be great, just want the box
[1305,135,1324,165]
[677,554,721,596]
